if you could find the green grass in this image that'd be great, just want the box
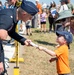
[20,28,74,75]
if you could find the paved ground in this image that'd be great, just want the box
[4,31,26,75]
[5,42,25,75]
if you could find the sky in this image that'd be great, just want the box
[1,0,74,5]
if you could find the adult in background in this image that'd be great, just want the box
[42,3,47,10]
[55,10,74,35]
[0,0,38,75]
[4,2,9,9]
[48,1,57,33]
[7,0,20,8]
[55,0,69,32]
[35,0,42,28]
[59,0,68,13]
[65,0,74,14]
[7,0,17,5]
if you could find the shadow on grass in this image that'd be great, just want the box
[34,40,57,47]
[32,30,41,33]
[32,29,49,33]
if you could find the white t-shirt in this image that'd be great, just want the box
[59,4,68,13]
[42,3,47,9]
[51,8,57,18]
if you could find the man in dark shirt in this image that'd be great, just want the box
[0,0,38,75]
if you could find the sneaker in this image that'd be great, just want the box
[42,31,46,33]
[49,31,52,33]
[30,33,32,35]
[26,33,29,35]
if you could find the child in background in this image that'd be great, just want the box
[37,30,73,75]
[25,20,32,35]
[40,9,47,33]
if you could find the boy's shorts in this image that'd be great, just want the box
[58,73,70,75]
[26,25,31,29]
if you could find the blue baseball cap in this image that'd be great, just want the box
[56,31,73,44]
[21,0,39,16]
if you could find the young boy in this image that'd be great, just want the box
[37,30,73,75]
[25,20,32,35]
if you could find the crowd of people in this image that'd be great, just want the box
[0,0,74,75]
[0,0,74,35]
[34,0,74,34]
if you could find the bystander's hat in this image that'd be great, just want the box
[56,31,73,44]
[21,0,39,16]
[55,10,74,23]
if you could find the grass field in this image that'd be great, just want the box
[20,28,74,75]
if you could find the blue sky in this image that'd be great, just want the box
[1,0,74,5]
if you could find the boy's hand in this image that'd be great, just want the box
[49,58,58,63]
[55,44,60,48]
